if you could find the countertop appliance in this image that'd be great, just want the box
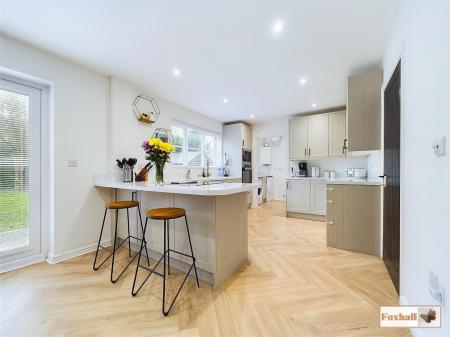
[299,162,308,177]
[311,166,320,178]
[346,168,367,178]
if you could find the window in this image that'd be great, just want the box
[171,123,221,167]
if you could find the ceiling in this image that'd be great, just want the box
[0,1,399,123]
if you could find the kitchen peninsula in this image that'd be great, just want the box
[94,176,258,288]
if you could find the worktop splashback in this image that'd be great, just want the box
[290,151,381,179]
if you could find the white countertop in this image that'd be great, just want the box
[94,176,257,196]
[286,176,382,186]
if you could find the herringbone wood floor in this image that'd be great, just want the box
[0,201,410,337]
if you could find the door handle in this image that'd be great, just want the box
[378,175,387,187]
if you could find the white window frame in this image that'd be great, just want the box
[171,121,222,168]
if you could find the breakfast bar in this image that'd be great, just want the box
[94,176,258,288]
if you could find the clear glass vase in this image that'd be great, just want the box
[155,161,165,185]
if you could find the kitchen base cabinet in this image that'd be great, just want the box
[286,179,310,213]
[286,179,326,220]
[326,184,380,256]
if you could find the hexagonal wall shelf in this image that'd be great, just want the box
[132,95,160,123]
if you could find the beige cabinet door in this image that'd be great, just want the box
[289,118,308,159]
[347,73,365,151]
[328,111,346,157]
[286,179,310,213]
[241,124,252,149]
[307,114,328,158]
[310,179,327,215]
[364,69,382,150]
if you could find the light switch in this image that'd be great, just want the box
[68,160,78,167]
[432,136,446,156]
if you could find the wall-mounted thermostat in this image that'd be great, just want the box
[432,136,446,156]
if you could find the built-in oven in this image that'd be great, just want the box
[242,166,252,183]
[242,149,252,164]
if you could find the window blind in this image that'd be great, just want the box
[0,88,30,250]
[170,123,221,167]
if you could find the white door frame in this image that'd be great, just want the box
[0,69,53,272]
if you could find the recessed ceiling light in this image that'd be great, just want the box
[223,98,228,103]
[312,102,317,108]
[299,77,307,85]
[272,20,284,35]
[173,68,180,76]
[250,114,254,119]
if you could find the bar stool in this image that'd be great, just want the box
[131,207,200,316]
[93,200,150,283]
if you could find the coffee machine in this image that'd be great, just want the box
[299,162,308,177]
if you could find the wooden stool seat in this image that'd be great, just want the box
[147,207,186,220]
[105,200,139,209]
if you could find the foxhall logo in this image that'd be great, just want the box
[380,306,441,328]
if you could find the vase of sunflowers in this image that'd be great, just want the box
[141,137,174,185]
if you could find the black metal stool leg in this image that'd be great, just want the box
[127,208,131,258]
[93,208,108,270]
[110,209,119,283]
[137,205,151,266]
[162,219,168,315]
[167,219,171,275]
[185,215,200,287]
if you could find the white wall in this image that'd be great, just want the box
[252,118,289,200]
[0,36,223,262]
[383,3,450,336]
[109,76,223,181]
[1,35,112,260]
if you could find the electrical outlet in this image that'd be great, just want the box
[68,160,78,167]
[429,271,446,305]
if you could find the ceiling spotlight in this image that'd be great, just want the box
[173,68,180,76]
[312,102,317,108]
[299,78,307,85]
[250,114,254,119]
[223,98,228,103]
[272,20,284,35]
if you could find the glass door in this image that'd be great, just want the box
[0,78,41,263]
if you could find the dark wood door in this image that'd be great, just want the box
[383,61,401,293]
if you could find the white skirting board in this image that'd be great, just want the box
[46,239,111,264]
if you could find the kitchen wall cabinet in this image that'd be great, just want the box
[307,115,329,158]
[223,123,252,177]
[242,123,252,150]
[310,180,327,215]
[289,114,328,159]
[328,111,346,157]
[286,179,310,213]
[326,184,380,256]
[347,69,382,151]
[289,118,308,159]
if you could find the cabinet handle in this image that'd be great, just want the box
[286,181,290,189]
[326,187,334,191]
[304,148,307,156]
[326,221,334,225]
[343,139,348,154]
[242,140,244,147]
[309,148,311,156]
[327,200,333,204]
